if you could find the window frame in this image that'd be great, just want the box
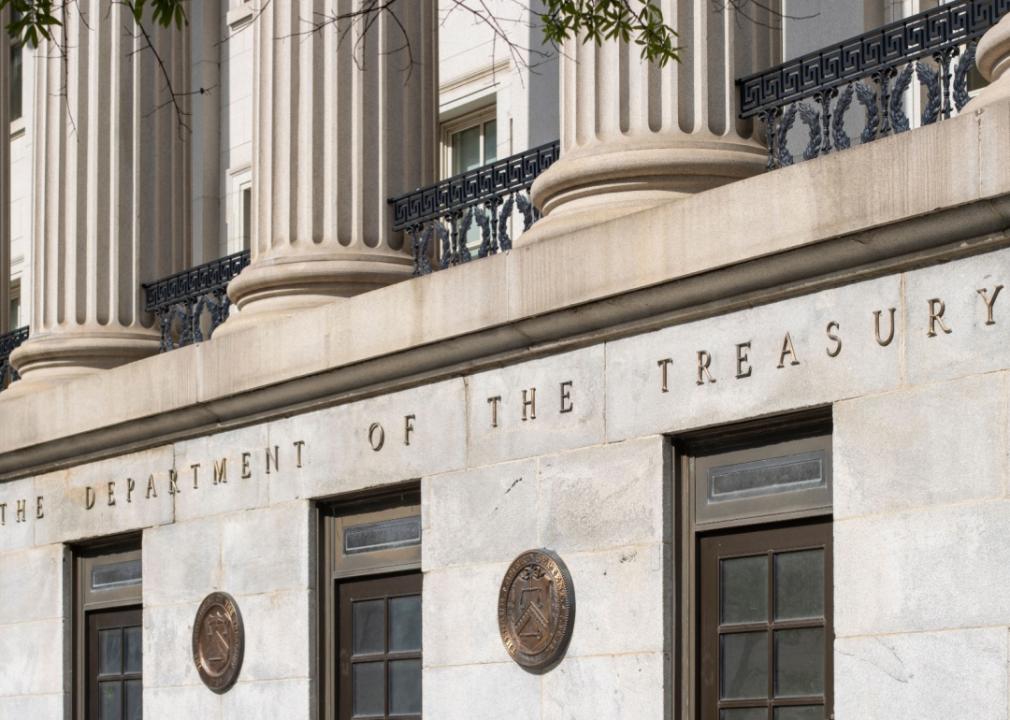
[9,278,20,332]
[73,538,143,720]
[318,486,422,720]
[226,165,252,256]
[439,105,497,180]
[673,409,833,720]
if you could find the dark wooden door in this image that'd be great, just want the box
[338,573,422,720]
[87,607,143,720]
[700,520,833,720]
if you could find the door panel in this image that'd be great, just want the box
[338,573,422,720]
[700,521,832,720]
[87,607,143,720]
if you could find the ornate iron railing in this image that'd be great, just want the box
[0,326,28,390]
[389,140,560,275]
[143,250,250,351]
[738,0,1010,169]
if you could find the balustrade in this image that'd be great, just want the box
[738,0,1010,169]
[0,326,27,390]
[143,251,250,351]
[389,141,560,275]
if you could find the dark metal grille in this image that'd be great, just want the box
[142,250,250,351]
[388,140,560,275]
[0,325,28,390]
[737,0,1010,169]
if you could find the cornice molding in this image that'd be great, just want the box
[1,102,1009,480]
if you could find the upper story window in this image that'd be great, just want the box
[242,185,251,251]
[226,168,252,256]
[9,280,20,331]
[441,107,498,249]
[442,107,497,178]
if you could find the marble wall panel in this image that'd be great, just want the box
[834,372,1008,520]
[606,275,903,441]
[466,346,606,467]
[268,379,466,503]
[34,446,175,546]
[835,629,1007,720]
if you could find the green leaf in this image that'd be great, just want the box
[541,0,680,66]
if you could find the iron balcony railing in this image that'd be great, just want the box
[143,250,250,352]
[738,0,1010,169]
[0,325,28,390]
[144,142,561,352]
[389,140,560,275]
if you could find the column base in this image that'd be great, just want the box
[218,251,413,337]
[8,328,161,390]
[522,134,768,246]
[975,14,1010,110]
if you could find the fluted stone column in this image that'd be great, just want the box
[524,0,780,244]
[224,0,437,319]
[10,1,189,385]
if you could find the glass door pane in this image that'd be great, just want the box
[774,550,824,620]
[721,556,768,624]
[720,632,768,699]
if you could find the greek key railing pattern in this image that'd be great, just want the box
[389,141,560,275]
[738,0,1009,169]
[143,250,250,351]
[0,326,28,390]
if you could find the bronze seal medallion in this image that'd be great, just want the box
[497,548,575,672]
[192,592,244,693]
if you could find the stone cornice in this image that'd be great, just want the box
[1,102,1009,480]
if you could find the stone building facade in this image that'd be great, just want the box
[3,1,1010,719]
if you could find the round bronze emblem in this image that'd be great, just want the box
[497,548,575,672]
[192,592,244,693]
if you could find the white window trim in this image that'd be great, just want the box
[440,105,497,180]
[226,165,252,256]
[226,0,255,29]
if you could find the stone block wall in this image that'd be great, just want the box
[143,501,315,719]
[4,246,1010,717]
[421,437,670,718]
[833,374,1010,720]
[0,537,67,718]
